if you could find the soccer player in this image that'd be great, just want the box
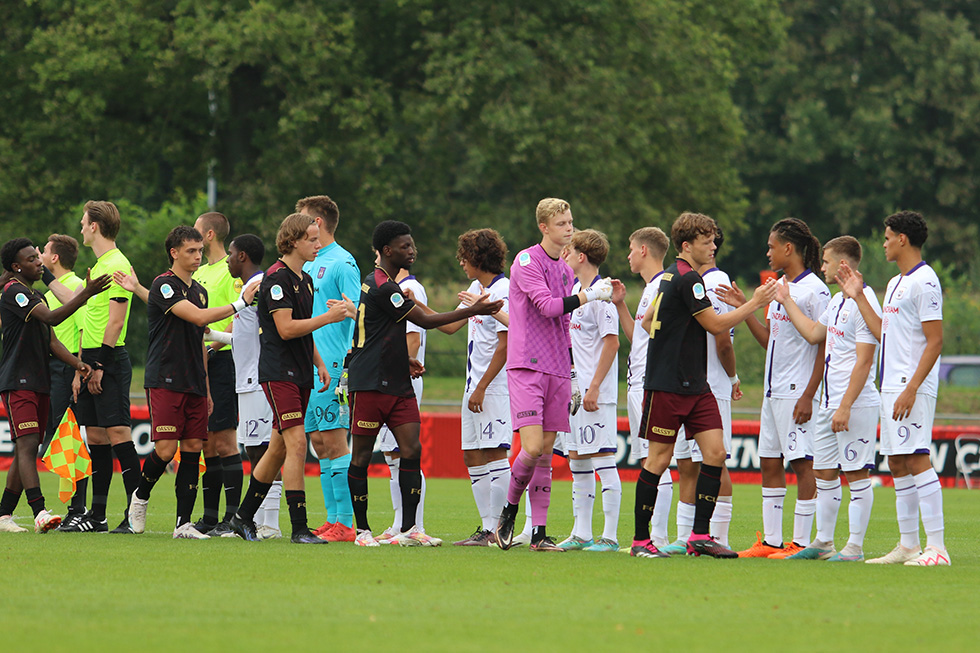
[124,226,257,538]
[556,229,622,552]
[631,212,776,559]
[191,212,244,536]
[72,201,141,533]
[227,213,350,544]
[345,220,503,547]
[415,229,511,546]
[719,218,829,558]
[661,229,741,554]
[375,263,432,543]
[837,211,948,566]
[613,227,674,548]
[773,236,880,561]
[297,195,361,543]
[0,238,108,534]
[494,198,621,552]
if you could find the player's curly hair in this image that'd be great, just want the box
[569,229,609,267]
[372,220,412,252]
[277,213,316,255]
[670,212,717,252]
[771,218,821,273]
[1,238,34,272]
[165,226,203,265]
[295,195,340,235]
[456,229,507,274]
[884,211,928,248]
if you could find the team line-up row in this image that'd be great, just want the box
[0,198,949,565]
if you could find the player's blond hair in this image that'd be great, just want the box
[569,229,609,267]
[536,198,571,226]
[670,212,717,252]
[629,227,669,259]
[823,235,862,266]
[276,213,316,255]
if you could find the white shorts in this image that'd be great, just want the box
[812,404,878,472]
[879,392,935,457]
[379,378,422,454]
[627,388,649,463]
[562,403,618,456]
[237,390,274,446]
[758,397,815,461]
[460,392,513,451]
[675,397,732,462]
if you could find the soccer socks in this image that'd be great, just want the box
[650,472,673,545]
[89,444,113,520]
[112,441,141,517]
[762,487,786,547]
[285,490,309,534]
[693,464,722,536]
[261,480,283,530]
[331,454,353,528]
[174,451,201,527]
[519,492,534,538]
[0,488,20,516]
[633,468,660,542]
[845,478,873,549]
[815,478,842,544]
[569,458,595,540]
[914,469,945,550]
[528,457,552,528]
[200,455,222,526]
[675,502,695,542]
[893,474,920,549]
[319,458,336,523]
[417,472,427,531]
[507,449,536,505]
[386,455,402,531]
[594,459,621,542]
[237,477,273,522]
[220,454,243,521]
[468,464,493,531]
[69,477,88,514]
[136,450,169,501]
[793,497,816,547]
[348,463,370,531]
[25,487,45,517]
[399,457,422,533]
[710,496,733,547]
[487,458,511,528]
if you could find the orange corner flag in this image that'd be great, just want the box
[42,408,92,503]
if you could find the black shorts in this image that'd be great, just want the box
[46,359,75,440]
[207,350,238,432]
[75,346,132,428]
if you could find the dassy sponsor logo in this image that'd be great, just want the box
[281,412,302,421]
[650,426,675,437]
[17,421,38,430]
[156,425,177,433]
[358,420,380,429]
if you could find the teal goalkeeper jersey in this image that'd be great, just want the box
[303,241,361,368]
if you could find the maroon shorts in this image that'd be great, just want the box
[639,390,722,444]
[350,391,420,437]
[262,381,310,432]
[147,388,208,441]
[2,391,49,439]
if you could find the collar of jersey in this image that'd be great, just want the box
[791,269,812,283]
[903,260,927,277]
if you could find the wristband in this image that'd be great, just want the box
[41,267,56,286]
[207,329,233,346]
[206,345,216,360]
[729,374,739,385]
[231,297,247,313]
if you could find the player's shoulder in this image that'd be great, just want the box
[489,274,509,298]
[96,247,132,272]
[513,246,540,270]
[702,267,731,289]
[910,262,942,290]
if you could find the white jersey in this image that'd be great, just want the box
[231,271,263,393]
[460,275,509,395]
[880,262,943,397]
[400,276,427,367]
[702,267,734,401]
[627,272,664,390]
[569,277,619,403]
[818,288,881,409]
[764,270,831,399]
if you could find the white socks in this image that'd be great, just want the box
[793,497,816,547]
[487,459,511,530]
[594,459,622,543]
[914,469,944,550]
[675,501,695,543]
[259,480,282,530]
[650,471,673,546]
[893,474,920,549]
[814,478,842,544]
[710,496,732,547]
[845,478,873,549]
[762,487,786,547]
[468,464,493,531]
[569,458,595,541]
[386,455,401,531]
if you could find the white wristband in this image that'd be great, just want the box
[231,298,247,313]
[729,374,739,385]
[208,329,233,345]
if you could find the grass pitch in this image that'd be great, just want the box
[1,473,975,652]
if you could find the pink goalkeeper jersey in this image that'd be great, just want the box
[506,244,574,378]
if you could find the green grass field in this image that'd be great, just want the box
[1,472,976,652]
